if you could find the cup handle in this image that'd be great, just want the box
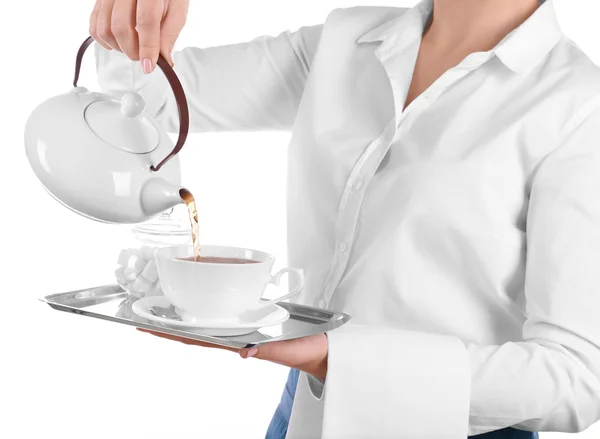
[260,268,305,305]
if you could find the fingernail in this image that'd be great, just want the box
[245,347,258,358]
[142,58,152,74]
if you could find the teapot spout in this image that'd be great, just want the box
[141,178,183,216]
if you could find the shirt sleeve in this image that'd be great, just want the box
[95,24,322,132]
[314,100,600,438]
[465,99,600,435]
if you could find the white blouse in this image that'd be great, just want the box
[97,0,600,437]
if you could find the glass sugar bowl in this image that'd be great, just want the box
[115,206,192,299]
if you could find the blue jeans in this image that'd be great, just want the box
[266,368,539,439]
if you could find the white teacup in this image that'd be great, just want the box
[155,245,304,322]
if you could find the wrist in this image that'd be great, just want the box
[310,356,328,381]
[307,333,328,381]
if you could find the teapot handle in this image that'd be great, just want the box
[73,36,189,172]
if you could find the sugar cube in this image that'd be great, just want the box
[126,254,146,274]
[140,245,157,262]
[117,248,133,267]
[149,282,163,297]
[132,276,153,295]
[114,266,126,284]
[140,260,158,282]
[124,268,138,282]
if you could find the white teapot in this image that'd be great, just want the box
[24,37,190,223]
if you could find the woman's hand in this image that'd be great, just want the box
[137,329,329,381]
[89,0,189,72]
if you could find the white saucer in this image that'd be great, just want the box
[132,296,290,336]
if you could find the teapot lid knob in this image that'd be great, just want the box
[120,92,145,118]
[72,86,88,95]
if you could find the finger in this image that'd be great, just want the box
[239,340,296,364]
[240,335,327,368]
[159,0,188,66]
[89,0,112,50]
[136,0,163,73]
[96,0,121,51]
[111,0,139,60]
[136,328,240,353]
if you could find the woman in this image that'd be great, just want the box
[92,0,600,437]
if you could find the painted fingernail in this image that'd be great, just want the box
[142,58,152,74]
[246,347,258,358]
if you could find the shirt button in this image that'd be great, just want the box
[338,241,348,252]
[353,178,364,191]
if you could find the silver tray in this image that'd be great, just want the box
[40,285,351,349]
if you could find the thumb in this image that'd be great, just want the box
[239,345,262,360]
[239,339,305,365]
[160,0,188,66]
[239,343,280,363]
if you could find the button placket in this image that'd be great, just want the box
[353,177,364,191]
[319,121,398,306]
[317,43,496,309]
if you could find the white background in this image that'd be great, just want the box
[1,0,599,438]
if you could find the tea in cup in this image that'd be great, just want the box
[155,245,304,322]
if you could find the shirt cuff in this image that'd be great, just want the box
[306,373,325,400]
[322,323,471,439]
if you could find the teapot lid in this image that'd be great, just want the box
[84,91,159,154]
[73,36,190,171]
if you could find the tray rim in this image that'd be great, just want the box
[40,284,351,349]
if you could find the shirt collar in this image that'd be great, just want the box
[494,0,562,73]
[357,0,562,75]
[357,0,432,46]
